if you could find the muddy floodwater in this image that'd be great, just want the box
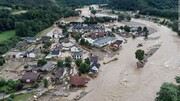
[76,6,180,101]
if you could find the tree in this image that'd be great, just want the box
[43,42,52,49]
[91,10,96,15]
[144,31,149,39]
[85,58,90,65]
[111,27,115,32]
[118,13,124,22]
[0,78,6,86]
[135,49,144,61]
[9,93,15,99]
[126,15,131,21]
[143,26,148,32]
[37,59,47,67]
[0,58,5,66]
[80,38,85,45]
[124,25,130,32]
[135,14,140,18]
[75,59,82,67]
[175,76,180,84]
[156,83,179,101]
[74,35,81,42]
[43,79,48,88]
[57,60,63,68]
[32,82,39,88]
[65,56,72,67]
[120,26,124,30]
[137,26,142,32]
[79,63,90,74]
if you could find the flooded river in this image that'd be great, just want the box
[76,5,180,101]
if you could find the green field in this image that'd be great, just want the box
[36,26,54,38]
[13,93,34,101]
[0,30,16,42]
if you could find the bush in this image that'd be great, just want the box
[75,59,82,67]
[37,59,47,67]
[135,49,145,61]
[32,82,39,88]
[79,63,90,74]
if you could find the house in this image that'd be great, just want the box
[40,36,51,43]
[93,37,117,47]
[26,65,39,73]
[69,75,87,87]
[89,62,100,74]
[21,72,40,83]
[90,55,98,63]
[70,45,80,53]
[52,68,64,78]
[111,40,124,47]
[59,38,69,44]
[27,50,38,58]
[26,37,37,43]
[40,62,54,72]
[54,44,63,51]
[46,50,61,59]
[130,27,138,32]
[90,33,97,40]
[98,32,105,38]
[18,50,38,58]
[15,40,28,50]
[72,51,83,60]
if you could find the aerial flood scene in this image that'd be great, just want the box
[0,0,179,101]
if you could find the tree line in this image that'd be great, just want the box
[108,0,178,19]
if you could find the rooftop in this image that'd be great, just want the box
[93,37,117,45]
[69,75,86,86]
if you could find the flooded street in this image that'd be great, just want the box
[77,6,180,101]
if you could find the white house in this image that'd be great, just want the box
[72,51,83,60]
[70,45,80,53]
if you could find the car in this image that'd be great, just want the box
[26,88,33,91]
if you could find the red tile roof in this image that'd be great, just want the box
[69,75,86,86]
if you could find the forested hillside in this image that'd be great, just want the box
[108,0,178,19]
[0,0,80,37]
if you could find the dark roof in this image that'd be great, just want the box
[69,75,86,86]
[114,40,123,46]
[54,45,63,51]
[90,56,98,63]
[53,68,63,78]
[21,72,40,83]
[91,62,100,68]
[51,50,60,55]
[40,36,51,42]
[16,40,28,49]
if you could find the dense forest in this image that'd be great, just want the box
[0,0,81,37]
[108,0,178,19]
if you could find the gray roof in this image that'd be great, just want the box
[72,51,83,56]
[93,37,117,45]
[40,62,53,71]
[59,38,69,43]
[16,40,28,49]
[90,56,98,63]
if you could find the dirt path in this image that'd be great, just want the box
[79,18,180,101]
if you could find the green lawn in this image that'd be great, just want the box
[0,30,15,42]
[36,26,54,38]
[13,93,34,101]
